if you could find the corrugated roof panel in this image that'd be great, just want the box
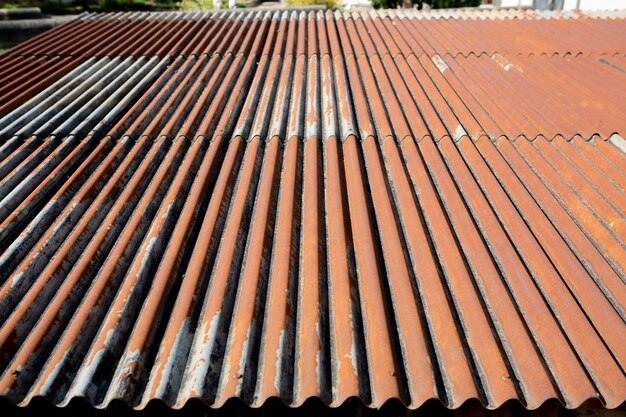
[0,8,624,413]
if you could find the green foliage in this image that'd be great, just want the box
[40,1,81,14]
[175,0,213,10]
[1,3,27,9]
[371,0,388,9]
[285,0,337,9]
[373,0,481,9]
[427,0,481,7]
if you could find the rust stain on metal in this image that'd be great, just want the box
[0,7,624,413]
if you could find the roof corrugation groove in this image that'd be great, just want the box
[0,8,624,413]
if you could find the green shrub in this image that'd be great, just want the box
[285,0,337,9]
[428,0,481,7]
[176,0,213,10]
[374,0,481,8]
[1,3,30,9]
[40,1,80,14]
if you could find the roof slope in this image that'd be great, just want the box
[0,8,624,412]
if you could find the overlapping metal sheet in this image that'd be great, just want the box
[1,9,625,117]
[0,8,624,412]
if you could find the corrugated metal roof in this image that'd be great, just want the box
[2,11,625,139]
[0,8,624,413]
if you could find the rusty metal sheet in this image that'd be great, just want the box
[0,8,624,414]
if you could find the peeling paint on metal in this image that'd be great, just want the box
[432,55,449,73]
[609,134,626,154]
